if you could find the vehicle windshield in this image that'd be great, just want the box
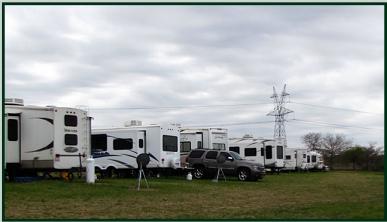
[229,151,243,160]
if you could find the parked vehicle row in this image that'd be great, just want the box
[4,98,327,181]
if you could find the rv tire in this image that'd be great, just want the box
[95,167,104,179]
[107,167,119,178]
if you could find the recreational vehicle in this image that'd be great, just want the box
[5,98,92,180]
[180,128,228,153]
[306,151,326,170]
[284,148,327,171]
[228,135,285,171]
[91,123,180,177]
[179,128,228,168]
[283,148,309,171]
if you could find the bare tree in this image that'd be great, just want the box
[364,142,382,170]
[322,133,352,169]
[302,132,323,151]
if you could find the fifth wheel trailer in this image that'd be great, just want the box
[179,128,228,168]
[91,123,181,177]
[180,128,228,154]
[228,135,285,171]
[5,98,92,180]
[283,148,327,171]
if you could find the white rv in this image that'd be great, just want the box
[180,128,228,153]
[306,151,326,170]
[5,98,92,179]
[228,135,285,171]
[283,148,306,171]
[91,123,180,177]
[179,128,228,168]
[283,148,327,171]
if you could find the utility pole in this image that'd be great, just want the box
[267,84,293,146]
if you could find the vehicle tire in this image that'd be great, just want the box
[95,167,103,179]
[237,168,250,181]
[193,166,205,179]
[68,172,74,182]
[107,167,119,178]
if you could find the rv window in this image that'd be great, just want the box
[113,138,133,150]
[163,135,178,152]
[285,155,291,160]
[229,146,240,154]
[265,146,273,159]
[205,151,218,159]
[180,142,191,152]
[64,115,77,127]
[7,119,18,141]
[213,143,225,150]
[307,155,310,163]
[245,148,257,157]
[65,134,78,145]
[261,148,264,156]
[139,139,144,148]
[197,141,202,149]
[91,134,107,151]
[277,146,284,159]
[303,154,306,158]
[189,150,205,158]
[312,155,317,163]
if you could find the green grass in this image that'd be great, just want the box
[4,171,384,219]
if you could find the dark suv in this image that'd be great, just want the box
[186,149,265,181]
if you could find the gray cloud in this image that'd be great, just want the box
[5,5,384,148]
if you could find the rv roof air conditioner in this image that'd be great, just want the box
[5,98,24,106]
[124,120,142,127]
[242,134,254,139]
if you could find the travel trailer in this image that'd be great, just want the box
[284,148,327,171]
[306,151,327,171]
[180,128,228,154]
[179,128,228,168]
[5,98,92,180]
[91,123,180,177]
[283,148,308,171]
[228,135,285,171]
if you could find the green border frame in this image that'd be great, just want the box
[1,1,385,221]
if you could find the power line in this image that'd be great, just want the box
[87,101,383,115]
[289,102,383,115]
[88,102,271,110]
[183,120,275,127]
[288,118,384,131]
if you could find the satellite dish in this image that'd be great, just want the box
[136,153,150,169]
[217,153,226,164]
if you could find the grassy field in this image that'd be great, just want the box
[4,171,384,219]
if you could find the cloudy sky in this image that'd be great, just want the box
[5,5,384,148]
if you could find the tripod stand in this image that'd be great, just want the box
[137,164,149,190]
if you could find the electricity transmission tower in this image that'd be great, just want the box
[267,84,293,145]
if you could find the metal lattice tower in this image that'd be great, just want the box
[267,84,293,144]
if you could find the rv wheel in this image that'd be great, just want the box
[193,166,204,179]
[237,168,250,181]
[95,168,104,179]
[68,172,74,182]
[107,167,119,178]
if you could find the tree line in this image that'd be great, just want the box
[301,132,384,171]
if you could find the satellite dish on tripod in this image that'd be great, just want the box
[136,153,150,190]
[213,153,226,182]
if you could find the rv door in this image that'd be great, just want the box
[6,114,21,164]
[137,131,146,154]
